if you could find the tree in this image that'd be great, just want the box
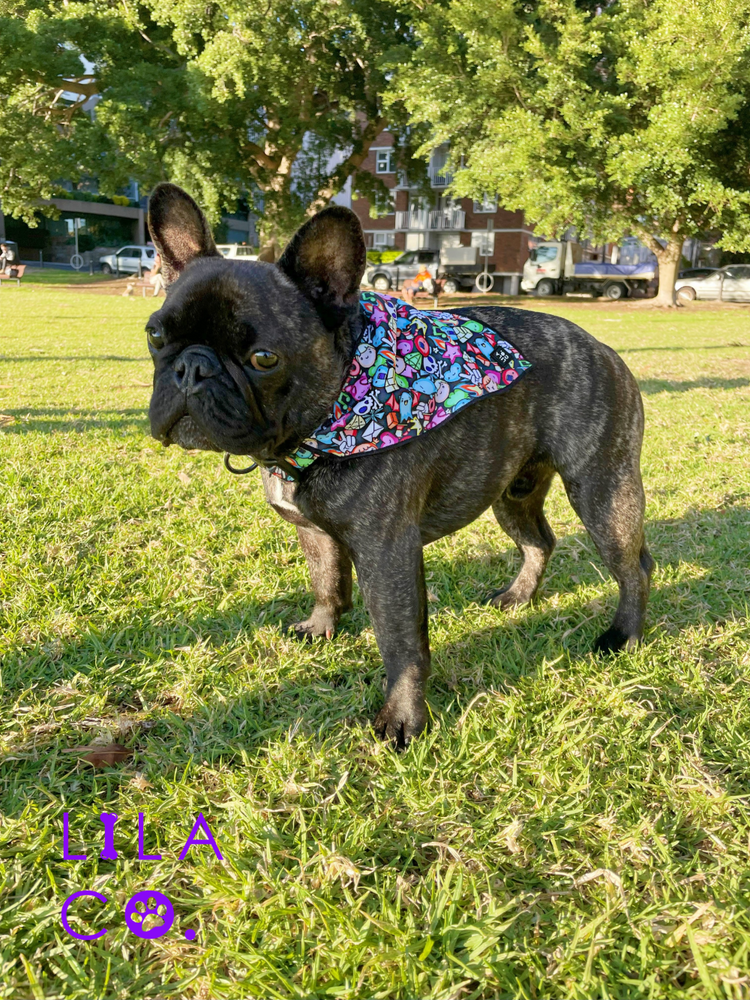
[0,1,420,245]
[389,0,750,304]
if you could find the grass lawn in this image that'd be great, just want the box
[1,287,749,999]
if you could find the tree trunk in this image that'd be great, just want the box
[256,237,281,263]
[652,238,684,306]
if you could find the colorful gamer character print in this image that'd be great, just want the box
[276,291,532,477]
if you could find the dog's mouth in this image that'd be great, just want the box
[163,415,222,452]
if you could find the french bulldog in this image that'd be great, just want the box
[146,183,653,747]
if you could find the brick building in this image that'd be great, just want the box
[336,131,534,294]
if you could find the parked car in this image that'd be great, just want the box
[100,245,156,275]
[675,264,750,301]
[217,244,258,260]
[365,249,438,291]
[364,248,486,294]
[678,267,717,279]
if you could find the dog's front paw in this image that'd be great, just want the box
[288,607,337,642]
[373,699,427,750]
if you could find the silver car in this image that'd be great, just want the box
[365,249,438,291]
[676,264,750,301]
[100,245,156,275]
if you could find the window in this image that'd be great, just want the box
[236,246,256,256]
[439,233,462,250]
[395,252,416,264]
[145,248,155,258]
[117,247,136,257]
[372,232,395,248]
[473,195,497,213]
[375,149,396,174]
[417,250,437,263]
[528,245,559,263]
[618,239,655,266]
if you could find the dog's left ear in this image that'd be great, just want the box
[278,206,366,329]
[148,182,220,284]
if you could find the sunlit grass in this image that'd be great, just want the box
[0,287,749,998]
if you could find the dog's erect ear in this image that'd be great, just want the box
[148,183,220,284]
[277,207,366,329]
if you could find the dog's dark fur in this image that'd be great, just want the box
[146,183,653,746]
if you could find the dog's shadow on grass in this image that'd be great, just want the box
[2,406,149,435]
[638,376,750,394]
[2,502,748,806]
[0,355,142,364]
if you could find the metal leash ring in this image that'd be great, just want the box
[224,453,258,475]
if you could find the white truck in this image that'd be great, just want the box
[522,240,657,300]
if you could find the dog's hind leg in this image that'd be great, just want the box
[563,463,653,654]
[292,526,353,640]
[487,464,556,609]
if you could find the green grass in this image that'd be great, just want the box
[1,287,749,999]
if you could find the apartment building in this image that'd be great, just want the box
[0,181,256,266]
[338,132,534,294]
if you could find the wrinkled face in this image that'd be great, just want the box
[145,183,366,463]
[147,260,350,461]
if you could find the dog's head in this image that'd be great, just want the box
[145,183,366,463]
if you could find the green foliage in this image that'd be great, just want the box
[0,1,419,241]
[390,0,750,299]
[366,248,402,264]
[0,288,749,996]
[55,191,137,207]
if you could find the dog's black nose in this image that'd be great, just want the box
[173,347,222,393]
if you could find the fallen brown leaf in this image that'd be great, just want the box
[178,471,192,486]
[64,743,132,768]
[0,414,14,427]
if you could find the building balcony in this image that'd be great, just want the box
[429,169,454,187]
[395,208,465,231]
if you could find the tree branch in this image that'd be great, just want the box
[34,76,99,99]
[241,140,281,173]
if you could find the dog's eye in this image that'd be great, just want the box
[146,326,164,350]
[249,350,279,371]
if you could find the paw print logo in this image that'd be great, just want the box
[124,890,174,939]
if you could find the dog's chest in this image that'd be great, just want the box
[260,468,318,530]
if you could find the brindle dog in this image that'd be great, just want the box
[146,183,653,747]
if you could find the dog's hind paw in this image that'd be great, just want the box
[288,609,337,642]
[593,626,639,655]
[486,585,530,610]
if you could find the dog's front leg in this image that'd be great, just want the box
[353,526,430,747]
[259,469,352,639]
[293,525,353,640]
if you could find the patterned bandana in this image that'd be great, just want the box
[274,291,531,478]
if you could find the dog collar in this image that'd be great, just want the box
[272,291,531,480]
